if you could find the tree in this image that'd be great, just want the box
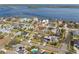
[10,39,21,45]
[0,35,4,39]
[60,29,65,40]
[5,44,12,50]
[0,51,5,54]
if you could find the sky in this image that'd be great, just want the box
[0,0,79,4]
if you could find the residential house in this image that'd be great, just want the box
[43,36,59,42]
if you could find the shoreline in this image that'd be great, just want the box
[0,16,79,22]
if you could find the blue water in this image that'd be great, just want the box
[0,5,79,21]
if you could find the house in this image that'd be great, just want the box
[49,36,59,42]
[13,44,27,54]
[0,28,11,33]
[21,31,29,38]
[33,17,38,21]
[43,36,50,42]
[12,23,20,29]
[40,49,48,54]
[43,36,59,42]
[72,30,79,36]
[22,31,28,35]
[15,31,22,36]
[58,20,65,27]
[51,28,60,36]
[20,18,27,22]
[42,19,49,24]
[19,23,24,28]
[31,48,39,54]
[74,40,79,49]
[26,18,32,22]
[73,40,79,53]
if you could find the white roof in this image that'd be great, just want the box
[73,30,79,35]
